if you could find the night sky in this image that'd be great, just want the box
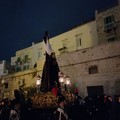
[0,0,118,62]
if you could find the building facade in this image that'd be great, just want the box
[57,41,120,98]
[95,1,120,44]
[1,20,98,99]
[0,60,8,76]
[11,20,98,72]
[2,41,120,99]
[1,2,120,99]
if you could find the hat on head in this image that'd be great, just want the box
[58,96,66,104]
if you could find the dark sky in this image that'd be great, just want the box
[0,0,118,62]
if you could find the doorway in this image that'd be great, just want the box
[87,85,104,97]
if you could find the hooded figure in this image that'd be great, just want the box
[40,32,60,92]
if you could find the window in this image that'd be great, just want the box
[18,79,25,86]
[4,83,8,89]
[16,57,22,64]
[24,55,29,63]
[104,15,115,31]
[62,39,68,48]
[23,66,26,70]
[3,70,8,74]
[75,34,82,49]
[58,39,68,53]
[16,57,22,65]
[26,65,29,69]
[89,65,98,74]
[16,67,21,71]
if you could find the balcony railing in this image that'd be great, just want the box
[104,22,116,32]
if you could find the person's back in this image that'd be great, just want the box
[9,99,21,120]
[54,96,69,120]
[54,107,68,120]
[0,100,11,120]
[9,109,20,120]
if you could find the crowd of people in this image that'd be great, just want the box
[67,94,120,120]
[0,89,120,120]
[0,89,35,120]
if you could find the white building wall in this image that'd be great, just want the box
[0,60,5,76]
[31,41,45,68]
[11,20,98,71]
[50,21,98,55]
[0,60,8,76]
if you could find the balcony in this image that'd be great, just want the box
[104,22,116,32]
[58,46,68,53]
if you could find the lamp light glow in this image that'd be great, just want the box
[36,75,41,86]
[59,77,64,83]
[65,77,71,85]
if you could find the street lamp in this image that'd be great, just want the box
[65,76,71,85]
[58,72,71,92]
[59,76,64,83]
[1,79,6,99]
[65,76,71,91]
[36,75,41,93]
[1,79,5,84]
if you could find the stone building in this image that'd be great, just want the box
[95,0,120,44]
[57,41,120,98]
[1,1,120,99]
[11,20,98,72]
[2,41,120,99]
[0,20,98,99]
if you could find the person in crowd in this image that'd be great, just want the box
[11,89,30,120]
[114,95,120,120]
[9,99,21,120]
[13,90,21,101]
[0,101,5,119]
[105,95,114,120]
[54,96,69,120]
[74,89,85,107]
[0,99,11,120]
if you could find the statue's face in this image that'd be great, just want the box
[51,52,55,58]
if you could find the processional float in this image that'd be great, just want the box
[31,32,74,108]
